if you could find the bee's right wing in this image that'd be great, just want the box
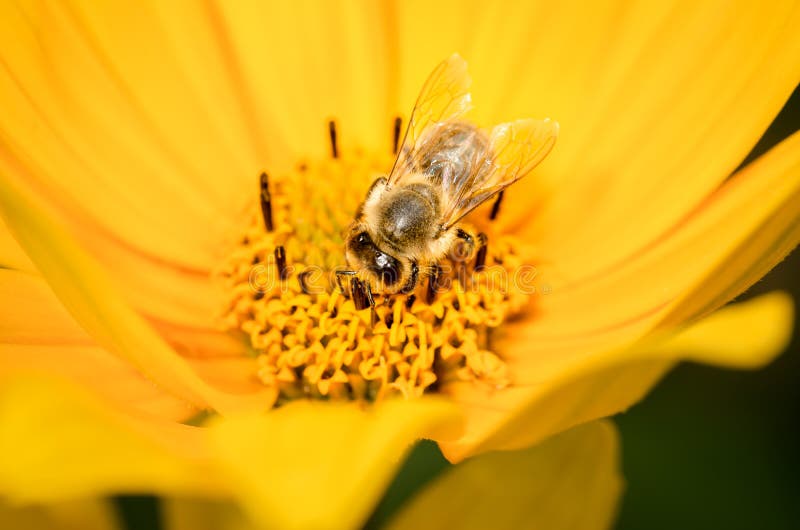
[440,118,559,230]
[387,54,473,185]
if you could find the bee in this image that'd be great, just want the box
[341,54,558,307]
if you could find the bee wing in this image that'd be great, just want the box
[440,118,559,230]
[388,54,473,185]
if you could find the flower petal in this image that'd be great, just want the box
[649,291,794,369]
[394,0,800,281]
[388,421,622,530]
[0,376,222,503]
[0,498,120,530]
[208,399,462,530]
[442,291,793,461]
[213,0,396,163]
[0,268,196,422]
[0,172,275,413]
[505,130,800,376]
[0,0,252,268]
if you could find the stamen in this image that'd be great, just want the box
[489,190,505,221]
[274,245,288,280]
[328,120,339,159]
[259,172,274,231]
[393,116,402,154]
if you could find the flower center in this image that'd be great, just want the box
[216,128,539,404]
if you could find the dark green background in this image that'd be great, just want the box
[118,87,800,529]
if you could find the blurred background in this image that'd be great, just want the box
[118,87,800,529]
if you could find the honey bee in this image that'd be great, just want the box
[341,54,558,306]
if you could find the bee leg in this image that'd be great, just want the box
[364,281,378,326]
[474,232,488,271]
[348,276,378,326]
[350,277,369,310]
[335,269,357,298]
[400,261,419,294]
[453,229,476,286]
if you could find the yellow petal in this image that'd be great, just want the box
[208,399,462,530]
[443,291,793,461]
[0,174,275,413]
[213,0,396,163]
[0,268,196,422]
[505,130,800,378]
[0,498,120,530]
[0,0,252,269]
[518,2,800,283]
[389,421,622,530]
[0,268,90,346]
[0,376,222,503]
[649,291,794,369]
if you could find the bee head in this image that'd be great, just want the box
[345,228,403,291]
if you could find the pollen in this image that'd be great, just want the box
[215,148,539,403]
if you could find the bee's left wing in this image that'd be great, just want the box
[440,118,559,230]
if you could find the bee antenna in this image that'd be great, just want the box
[328,120,339,159]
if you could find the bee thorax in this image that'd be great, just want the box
[376,184,440,250]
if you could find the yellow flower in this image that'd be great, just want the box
[1,1,799,529]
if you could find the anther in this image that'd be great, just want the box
[274,246,288,280]
[489,190,505,221]
[474,233,488,271]
[393,116,402,154]
[259,172,274,231]
[426,265,441,304]
[328,120,339,159]
[298,269,313,294]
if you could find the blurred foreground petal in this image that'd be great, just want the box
[208,399,462,530]
[389,420,622,530]
[0,498,119,530]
